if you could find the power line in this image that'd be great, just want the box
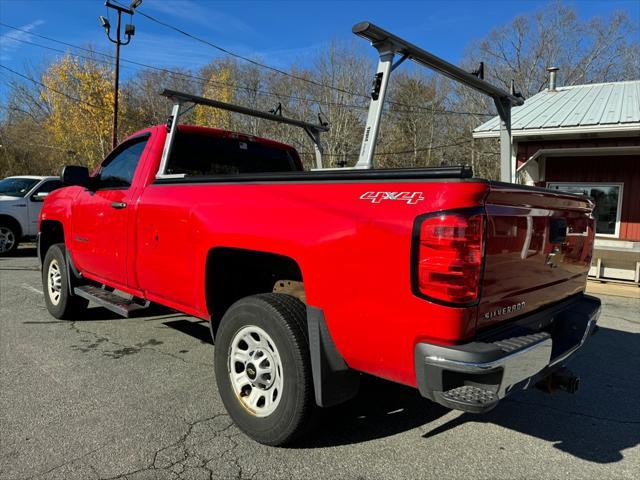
[83,9,494,117]
[0,64,117,116]
[5,38,112,77]
[2,33,362,112]
[0,103,40,118]
[2,66,473,159]
[299,138,473,157]
[376,138,473,156]
[1,25,365,112]
[1,26,488,117]
[119,1,367,99]
[0,21,493,117]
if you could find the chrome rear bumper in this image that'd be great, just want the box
[415,294,601,412]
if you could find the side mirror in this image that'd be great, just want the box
[61,165,91,188]
[31,192,49,202]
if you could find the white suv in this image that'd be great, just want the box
[0,176,63,255]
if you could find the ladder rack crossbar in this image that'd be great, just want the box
[161,89,329,133]
[352,22,524,107]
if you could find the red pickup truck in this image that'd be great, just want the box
[38,23,601,446]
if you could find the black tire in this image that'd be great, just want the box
[42,243,89,319]
[214,293,315,446]
[0,221,20,256]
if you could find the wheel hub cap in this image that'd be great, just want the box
[47,259,62,306]
[228,325,283,417]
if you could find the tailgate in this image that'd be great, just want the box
[478,183,595,330]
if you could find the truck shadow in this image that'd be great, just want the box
[421,326,639,464]
[297,326,639,463]
[71,305,637,462]
[294,375,450,448]
[163,319,213,344]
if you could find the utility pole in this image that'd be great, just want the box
[99,0,142,148]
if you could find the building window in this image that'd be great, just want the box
[546,182,623,237]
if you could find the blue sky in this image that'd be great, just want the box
[0,0,638,96]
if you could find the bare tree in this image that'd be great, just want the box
[464,1,639,97]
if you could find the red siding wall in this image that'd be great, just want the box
[516,138,640,241]
[544,156,639,241]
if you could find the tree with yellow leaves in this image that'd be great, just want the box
[41,54,117,168]
[194,61,234,130]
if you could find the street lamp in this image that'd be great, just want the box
[99,0,141,148]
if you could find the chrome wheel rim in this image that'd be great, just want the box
[228,325,283,417]
[0,227,15,253]
[47,259,62,305]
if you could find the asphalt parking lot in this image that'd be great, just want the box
[1,246,639,480]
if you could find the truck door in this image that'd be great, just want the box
[71,135,149,287]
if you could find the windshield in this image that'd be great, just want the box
[0,178,39,197]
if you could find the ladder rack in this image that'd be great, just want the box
[157,89,330,178]
[352,21,524,180]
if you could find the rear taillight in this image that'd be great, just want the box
[412,209,485,305]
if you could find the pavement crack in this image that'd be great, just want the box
[24,444,107,480]
[100,413,234,480]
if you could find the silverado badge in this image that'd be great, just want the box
[484,301,526,320]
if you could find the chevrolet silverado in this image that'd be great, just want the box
[37,22,600,445]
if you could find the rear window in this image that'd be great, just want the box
[166,132,298,176]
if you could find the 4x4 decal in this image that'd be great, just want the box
[360,191,425,204]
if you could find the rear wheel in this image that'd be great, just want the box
[42,244,88,319]
[0,223,19,256]
[214,294,314,446]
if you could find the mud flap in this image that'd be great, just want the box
[307,306,360,407]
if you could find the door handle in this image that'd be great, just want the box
[111,202,127,209]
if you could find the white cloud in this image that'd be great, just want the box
[123,30,221,69]
[0,19,45,61]
[143,0,256,37]
[235,43,325,69]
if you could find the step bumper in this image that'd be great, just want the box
[415,294,601,413]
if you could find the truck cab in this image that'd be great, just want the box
[0,176,63,255]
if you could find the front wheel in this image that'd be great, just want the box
[214,294,315,446]
[42,244,88,319]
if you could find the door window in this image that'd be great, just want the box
[547,182,623,237]
[99,136,149,189]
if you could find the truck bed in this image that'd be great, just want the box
[154,165,474,184]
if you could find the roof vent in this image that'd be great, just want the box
[547,67,559,92]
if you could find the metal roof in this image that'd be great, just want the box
[473,80,640,138]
